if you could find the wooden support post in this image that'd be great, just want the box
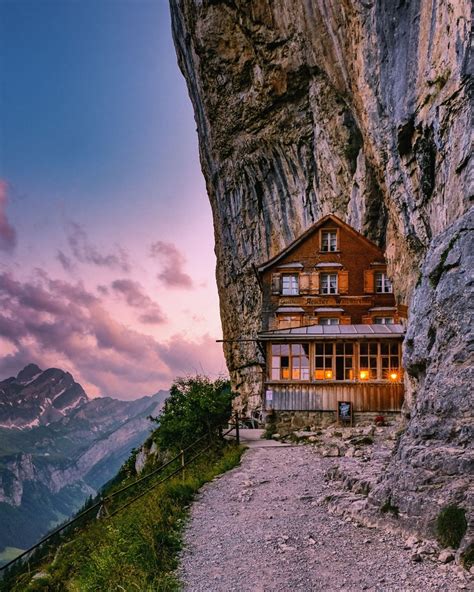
[235,411,240,445]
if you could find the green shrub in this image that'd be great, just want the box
[436,505,467,549]
[380,497,399,517]
[152,376,234,451]
[460,543,474,570]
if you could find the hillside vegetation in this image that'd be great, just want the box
[1,376,242,592]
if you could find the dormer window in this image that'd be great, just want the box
[320,273,338,295]
[375,272,393,293]
[374,317,394,324]
[319,317,340,325]
[321,230,337,252]
[281,274,299,295]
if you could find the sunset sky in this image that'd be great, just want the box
[0,0,226,398]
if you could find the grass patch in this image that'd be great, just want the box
[460,543,474,571]
[436,505,467,549]
[380,497,399,517]
[2,445,244,592]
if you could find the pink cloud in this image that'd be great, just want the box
[66,222,130,272]
[150,240,194,289]
[0,270,225,398]
[0,180,17,253]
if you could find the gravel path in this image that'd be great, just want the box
[179,446,466,592]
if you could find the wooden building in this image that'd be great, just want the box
[257,215,407,415]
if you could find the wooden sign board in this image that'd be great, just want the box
[337,400,353,426]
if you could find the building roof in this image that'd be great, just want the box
[275,306,305,313]
[257,214,383,273]
[258,324,405,340]
[314,307,345,313]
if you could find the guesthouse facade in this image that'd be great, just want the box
[257,215,407,416]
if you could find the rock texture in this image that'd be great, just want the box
[170,0,472,539]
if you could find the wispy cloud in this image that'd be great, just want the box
[66,222,130,272]
[57,250,76,272]
[110,278,166,325]
[0,270,224,398]
[0,180,17,253]
[150,241,194,289]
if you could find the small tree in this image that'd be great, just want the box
[151,376,234,452]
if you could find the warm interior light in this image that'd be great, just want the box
[324,370,333,379]
[359,370,368,380]
[390,371,399,381]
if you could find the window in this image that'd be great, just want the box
[314,343,334,379]
[375,272,393,293]
[281,274,299,295]
[381,342,400,380]
[320,273,338,294]
[335,342,354,380]
[359,343,378,380]
[374,317,394,324]
[321,230,337,252]
[271,344,309,381]
[319,317,340,325]
[359,342,401,380]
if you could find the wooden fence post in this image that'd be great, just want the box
[235,411,240,445]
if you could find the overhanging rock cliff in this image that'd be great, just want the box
[170,0,472,538]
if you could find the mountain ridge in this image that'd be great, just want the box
[0,364,168,553]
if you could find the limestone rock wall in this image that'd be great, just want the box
[170,0,472,535]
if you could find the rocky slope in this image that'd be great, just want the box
[0,365,168,552]
[170,0,472,541]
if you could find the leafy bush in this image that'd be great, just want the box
[436,505,467,549]
[152,376,234,451]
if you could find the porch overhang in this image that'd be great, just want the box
[258,323,405,341]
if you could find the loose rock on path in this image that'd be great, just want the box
[179,446,466,591]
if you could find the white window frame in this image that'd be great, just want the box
[319,317,340,325]
[320,273,338,295]
[321,230,337,252]
[281,274,299,295]
[375,272,393,293]
[374,317,394,325]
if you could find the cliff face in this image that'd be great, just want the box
[170,0,472,534]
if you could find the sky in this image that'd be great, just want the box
[0,0,226,399]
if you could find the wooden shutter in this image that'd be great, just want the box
[364,270,374,293]
[310,271,320,294]
[271,273,281,294]
[340,315,351,325]
[299,272,311,294]
[338,271,349,294]
[361,315,373,324]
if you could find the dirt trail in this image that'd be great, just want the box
[179,446,466,592]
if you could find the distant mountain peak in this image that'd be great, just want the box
[16,363,42,383]
[0,364,89,430]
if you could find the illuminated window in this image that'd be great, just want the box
[374,317,394,324]
[271,343,309,381]
[281,274,299,295]
[320,273,338,294]
[314,343,334,380]
[319,317,340,325]
[335,342,354,380]
[359,342,378,379]
[375,272,393,293]
[359,342,401,380]
[321,230,337,252]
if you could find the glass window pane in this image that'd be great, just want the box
[316,343,323,356]
[315,356,324,368]
[391,343,399,355]
[271,368,280,380]
[281,344,290,355]
[345,343,353,355]
[271,356,280,368]
[381,343,389,355]
[301,368,310,380]
[281,356,289,368]
[271,344,280,354]
[370,343,378,355]
[360,343,368,355]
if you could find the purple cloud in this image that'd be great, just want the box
[66,222,130,272]
[0,180,17,253]
[57,250,76,272]
[150,241,194,289]
[110,279,166,325]
[0,270,224,398]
